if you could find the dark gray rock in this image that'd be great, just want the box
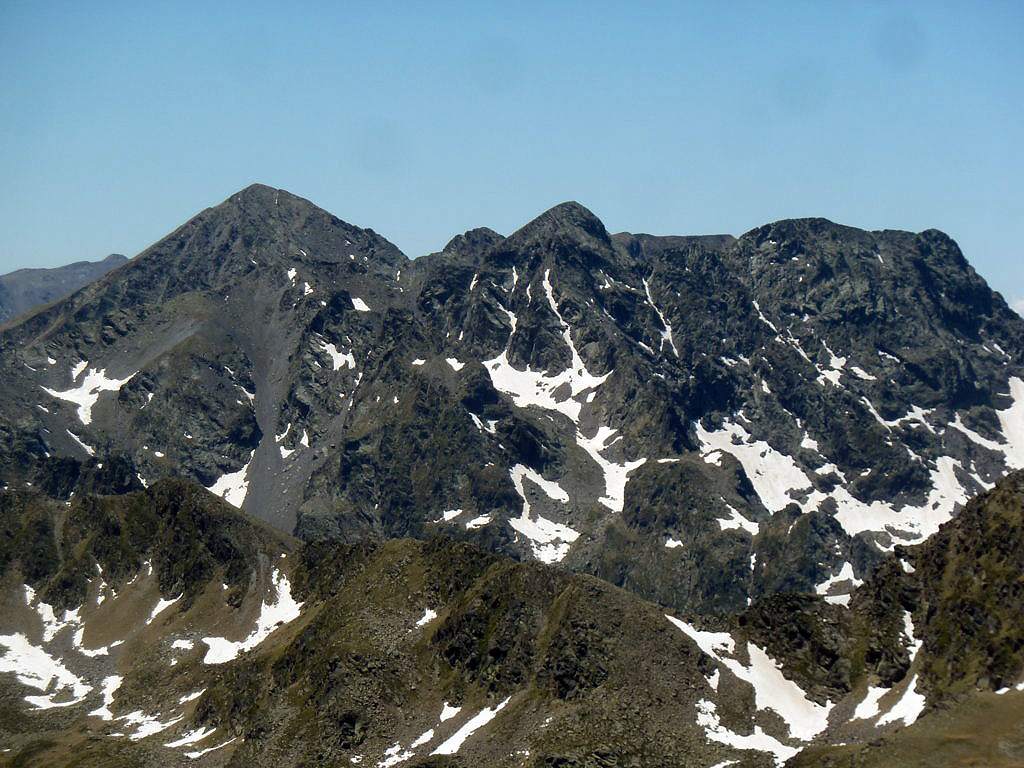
[0,189,1021,618]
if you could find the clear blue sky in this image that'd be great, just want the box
[2,1,1022,311]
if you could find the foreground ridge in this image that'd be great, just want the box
[0,466,1022,765]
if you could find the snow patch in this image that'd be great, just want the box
[717,504,759,536]
[378,743,414,767]
[166,726,218,748]
[42,366,138,425]
[89,675,123,720]
[484,269,610,424]
[695,419,809,514]
[576,426,646,512]
[207,450,255,509]
[814,562,862,603]
[902,611,922,663]
[185,738,236,759]
[0,632,91,709]
[411,729,435,748]
[698,415,974,545]
[695,698,798,767]
[320,340,356,371]
[351,297,371,312]
[120,709,185,741]
[507,465,578,563]
[202,569,302,664]
[431,697,510,755]
[666,615,832,741]
[146,594,181,624]
[415,609,438,627]
[996,377,1024,469]
[852,686,888,720]
[850,366,876,381]
[875,675,926,727]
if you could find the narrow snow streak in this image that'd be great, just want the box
[875,675,926,727]
[642,278,679,357]
[430,697,510,755]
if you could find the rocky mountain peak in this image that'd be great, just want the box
[186,184,407,271]
[506,201,611,249]
[224,181,281,207]
[441,227,504,259]
[739,218,883,262]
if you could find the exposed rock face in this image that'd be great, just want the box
[0,253,127,325]
[0,185,1022,618]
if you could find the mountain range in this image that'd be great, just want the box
[0,185,1022,766]
[0,254,126,326]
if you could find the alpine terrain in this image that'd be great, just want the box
[0,185,1022,767]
